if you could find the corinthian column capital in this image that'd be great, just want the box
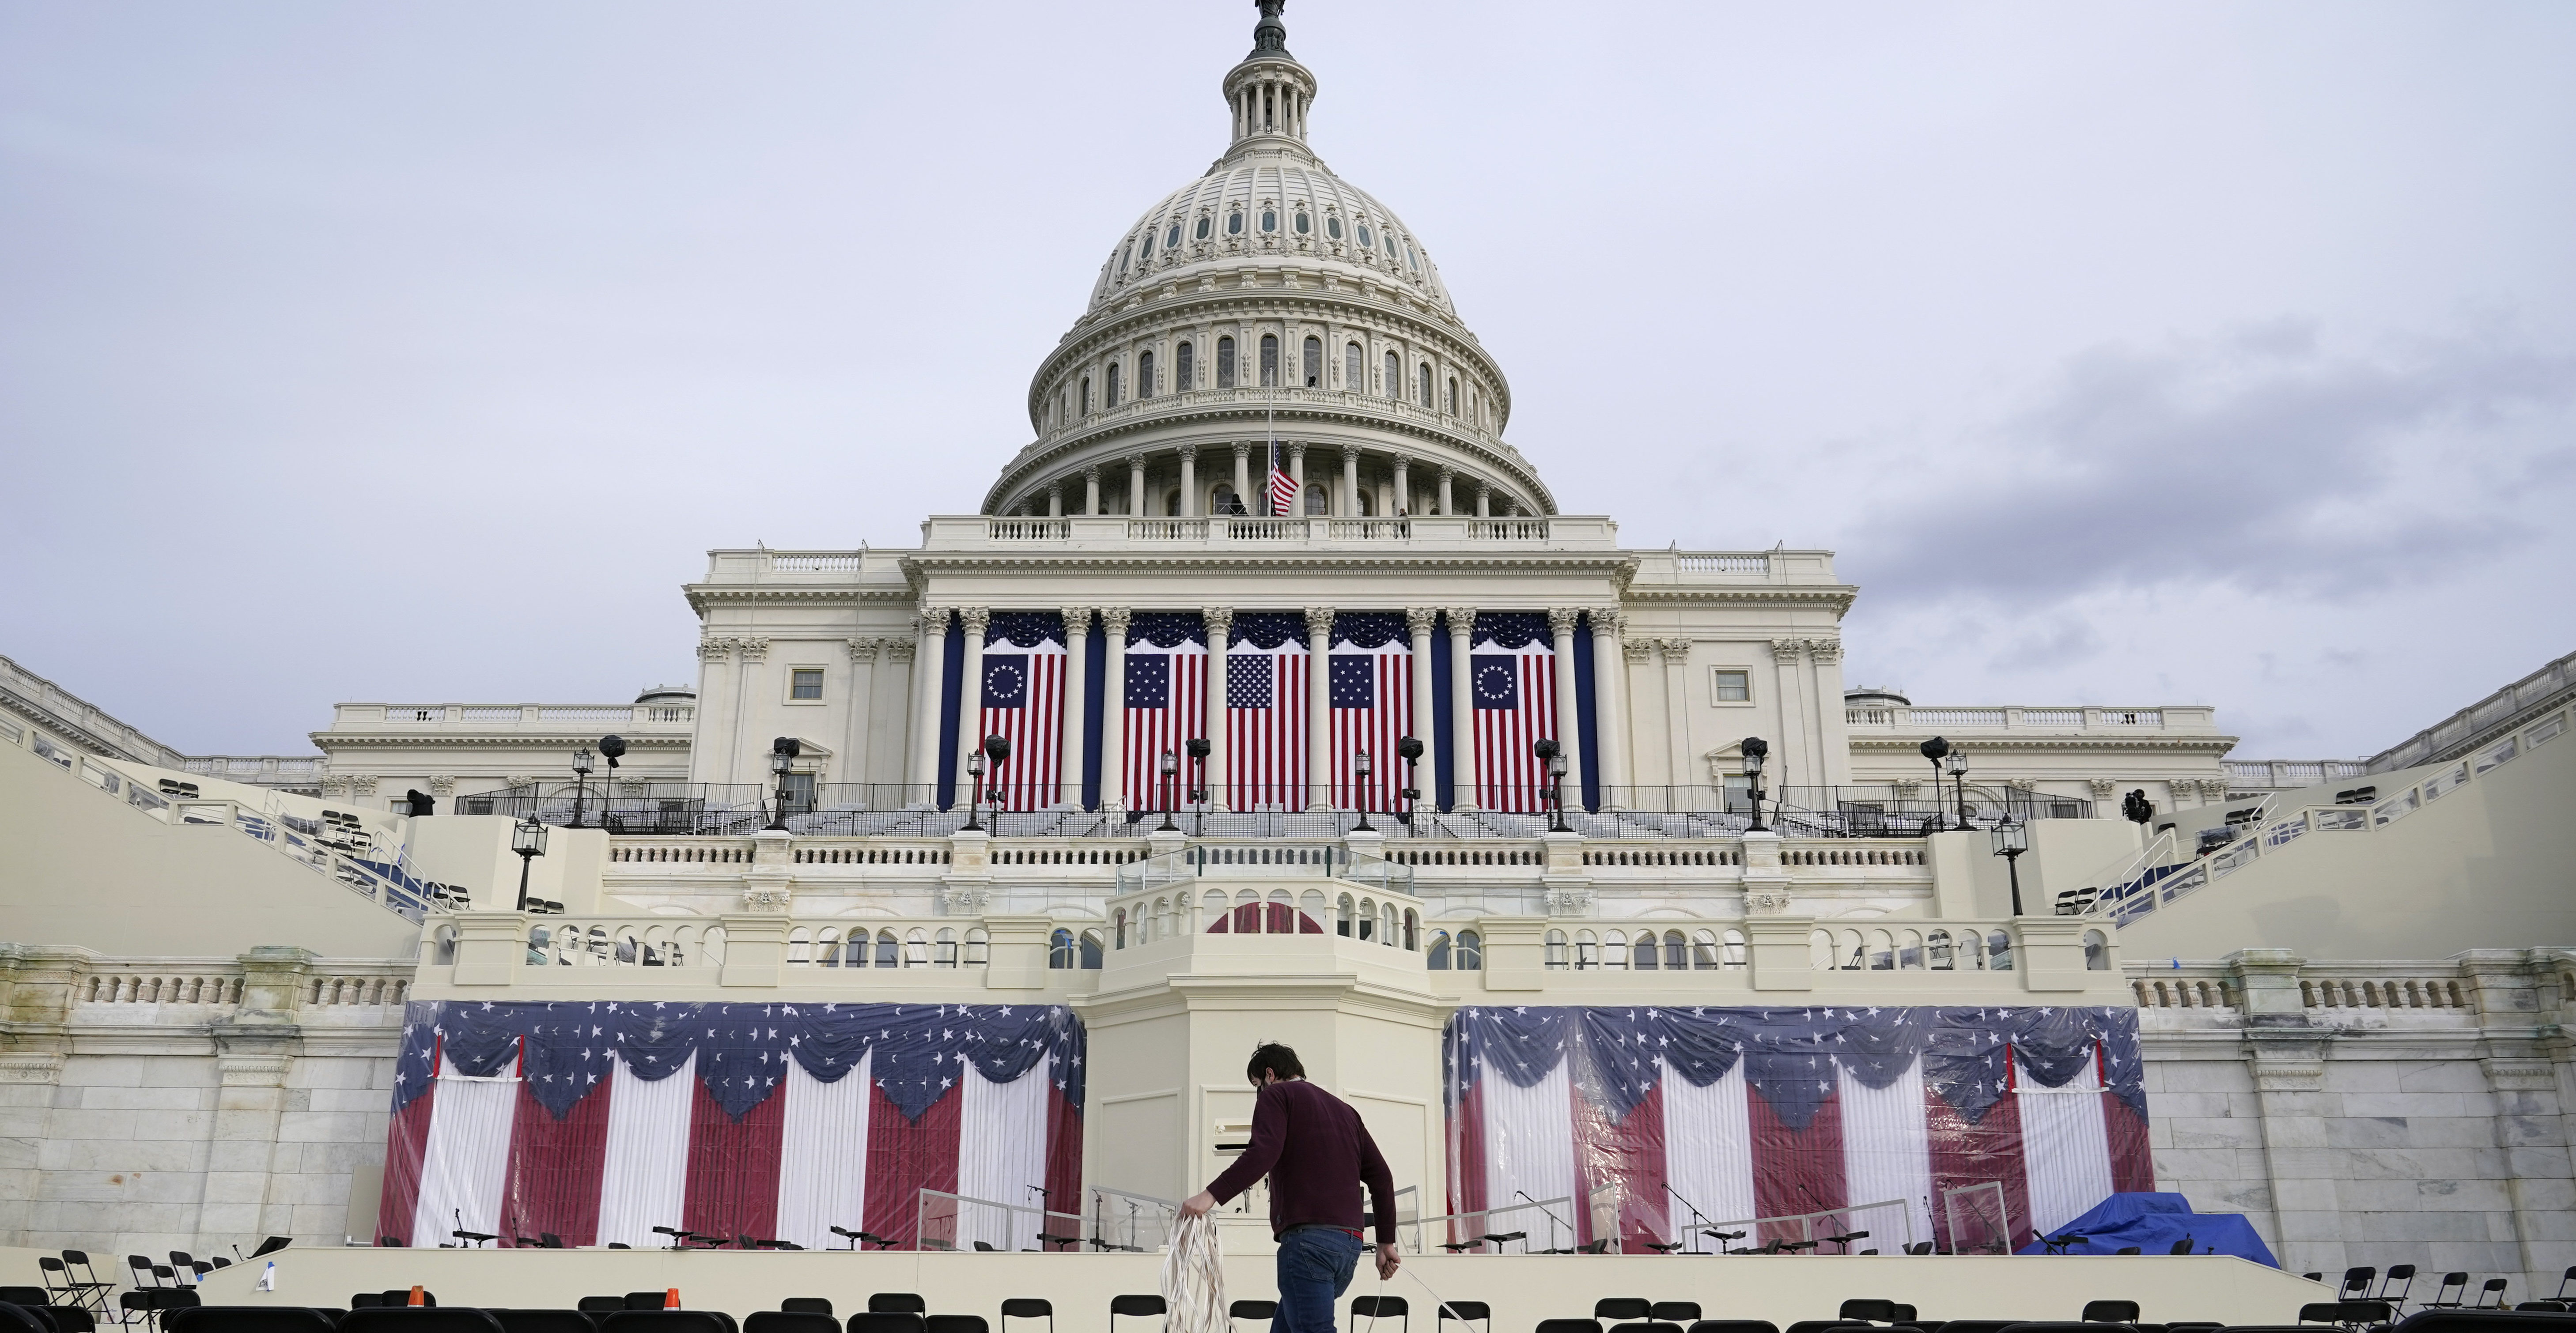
[1405,607,1439,638]
[957,607,992,637]
[1099,606,1134,638]
[1547,607,1582,638]
[1201,606,1234,644]
[1304,607,1335,640]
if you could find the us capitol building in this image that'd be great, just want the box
[1,1,2570,1314]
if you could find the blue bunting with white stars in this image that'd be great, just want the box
[390,999,1086,1124]
[1446,1004,2143,1133]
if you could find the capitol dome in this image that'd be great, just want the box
[984,0,1549,521]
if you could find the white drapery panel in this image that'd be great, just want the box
[1662,1061,1756,1251]
[411,1055,516,1248]
[959,1054,1054,1253]
[2018,1049,2114,1239]
[1481,1060,1576,1251]
[595,1052,695,1248]
[1838,1058,1935,1251]
[773,1051,872,1252]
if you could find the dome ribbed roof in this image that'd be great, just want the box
[1086,153,1454,318]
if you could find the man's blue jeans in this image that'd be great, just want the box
[1271,1226,1365,1333]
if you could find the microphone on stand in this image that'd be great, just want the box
[1516,1190,1572,1254]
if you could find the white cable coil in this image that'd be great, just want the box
[1161,1212,1229,1333]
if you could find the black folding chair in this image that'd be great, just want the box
[115,1292,195,1333]
[2375,1266,2417,1311]
[1108,1297,1165,1333]
[43,1257,110,1318]
[1840,1305,1895,1324]
[2427,1276,2469,1309]
[870,1299,927,1317]
[622,1299,670,1314]
[1228,1304,1276,1331]
[490,1313,601,1333]
[1434,1301,1490,1333]
[1354,1297,1408,1333]
[342,1313,509,1333]
[2473,1280,2509,1310]
[595,1315,737,1333]
[779,1305,832,1319]
[999,1300,1052,1333]
[2559,1269,2576,1303]
[1653,1309,1701,1327]
[1596,1303,1653,1327]
[2080,1304,2139,1324]
[163,1309,335,1333]
[577,1302,626,1316]
[926,1318,987,1333]
[1535,1321,1602,1333]
[845,1317,922,1333]
[745,1315,837,1333]
[2339,1270,2377,1301]
[1683,1323,1778,1333]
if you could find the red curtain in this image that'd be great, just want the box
[1573,1080,1667,1250]
[501,1078,614,1246]
[1749,1089,1846,1247]
[863,1081,962,1247]
[375,1086,437,1246]
[1926,1092,2033,1254]
[681,1079,785,1245]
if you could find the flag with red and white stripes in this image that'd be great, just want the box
[977,613,1067,811]
[1469,612,1557,813]
[1443,1004,2152,1257]
[1226,612,1309,811]
[379,1000,1085,1254]
[1122,612,1207,813]
[1328,612,1413,812]
[1268,438,1300,517]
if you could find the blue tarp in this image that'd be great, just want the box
[2016,1192,2278,1265]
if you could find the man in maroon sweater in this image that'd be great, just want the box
[1180,1044,1400,1333]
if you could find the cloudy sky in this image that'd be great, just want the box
[4,0,2570,760]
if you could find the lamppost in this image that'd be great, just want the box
[981,734,1011,833]
[1157,749,1180,833]
[1990,815,2029,916]
[1186,737,1211,835]
[1533,738,1570,834]
[1352,751,1376,832]
[569,747,594,830]
[1918,736,1950,833]
[597,735,626,832]
[963,748,987,833]
[1945,747,1971,830]
[1740,736,1770,834]
[511,813,548,911]
[1396,736,1424,826]
[767,736,802,831]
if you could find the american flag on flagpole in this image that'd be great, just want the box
[1121,613,1207,813]
[1328,612,1412,812]
[978,612,1066,810]
[1469,611,1557,813]
[1268,434,1299,517]
[1226,612,1308,810]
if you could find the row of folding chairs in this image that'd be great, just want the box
[2300,1266,2576,1312]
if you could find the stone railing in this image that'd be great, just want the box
[1476,915,2124,998]
[2222,759,2372,789]
[918,514,1622,551]
[0,946,414,1025]
[2126,955,2488,1014]
[0,653,190,769]
[2369,648,2576,773]
[420,911,1070,994]
[340,702,695,727]
[1844,705,2219,733]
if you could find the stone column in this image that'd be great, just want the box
[1768,638,1809,794]
[201,945,314,1239]
[1448,608,1479,810]
[1437,467,1455,516]
[1287,442,1307,516]
[2462,950,2572,1289]
[883,637,917,792]
[695,638,733,784]
[1203,606,1233,811]
[1127,454,1147,517]
[1100,608,1132,811]
[1475,484,1491,518]
[1306,607,1336,810]
[1048,486,1063,518]
[1547,608,1586,806]
[1059,608,1092,808]
[1342,446,1363,517]
[952,608,991,808]
[1592,611,1630,805]
[1177,445,1199,517]
[1233,441,1252,514]
[1084,467,1101,516]
[908,610,949,795]
[1807,638,1850,787]
[1391,455,1412,516]
[1661,640,1692,788]
[1407,607,1438,801]
[2226,949,2333,1276]
[732,637,770,788]
[842,638,881,789]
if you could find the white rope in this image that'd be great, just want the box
[1161,1212,1229,1333]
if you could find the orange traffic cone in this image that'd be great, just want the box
[408,1287,425,1308]
[664,1289,681,1310]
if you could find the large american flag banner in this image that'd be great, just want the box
[1329,612,1413,813]
[1444,1004,2152,1257]
[1226,612,1309,811]
[979,612,1066,811]
[1267,438,1299,516]
[380,999,1085,1254]
[1470,611,1558,813]
[1122,612,1207,813]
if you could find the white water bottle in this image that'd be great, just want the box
[256,1261,276,1292]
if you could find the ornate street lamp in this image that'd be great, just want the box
[569,747,594,830]
[963,748,987,833]
[1990,815,2030,916]
[1186,737,1211,835]
[1396,736,1425,826]
[1944,747,1971,830]
[982,733,1012,833]
[1740,736,1770,834]
[1353,750,1375,833]
[767,736,802,832]
[510,813,548,911]
[1918,736,1950,833]
[1157,749,1180,832]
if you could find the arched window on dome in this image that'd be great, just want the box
[1260,208,1277,233]
[1196,215,1213,242]
[1217,336,1237,389]
[1406,242,1420,271]
[1301,337,1320,389]
[1446,377,1458,416]
[1357,221,1374,249]
[1418,363,1433,408]
[1327,215,1343,241]
[1176,340,1195,389]
[1164,223,1181,251]
[1105,362,1122,408]
[1344,342,1362,391]
[1163,488,1182,517]
[1303,483,1329,516]
[1139,350,1156,400]
[1356,489,1373,517]
[1212,482,1245,517]
[1294,210,1310,235]
[1227,210,1244,236]
[1383,351,1399,399]
[1259,334,1278,388]
[1079,377,1091,416]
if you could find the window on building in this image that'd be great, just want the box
[1446,377,1458,415]
[1176,341,1194,389]
[1384,351,1400,398]
[1218,336,1237,388]
[1260,208,1277,233]
[1418,363,1433,406]
[1260,334,1278,387]
[1301,336,1321,388]
[1106,362,1123,408]
[1357,221,1374,248]
[1213,482,1243,516]
[1139,350,1155,398]
[1304,483,1329,515]
[1294,210,1310,234]
[1713,668,1751,702]
[1227,210,1244,235]
[790,668,824,699]
[1195,216,1212,241]
[1456,930,1483,970]
[1345,342,1362,390]
[1048,928,1075,969]
[1164,223,1181,250]
[1327,215,1343,240]
[779,772,815,813]
[1078,377,1091,415]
